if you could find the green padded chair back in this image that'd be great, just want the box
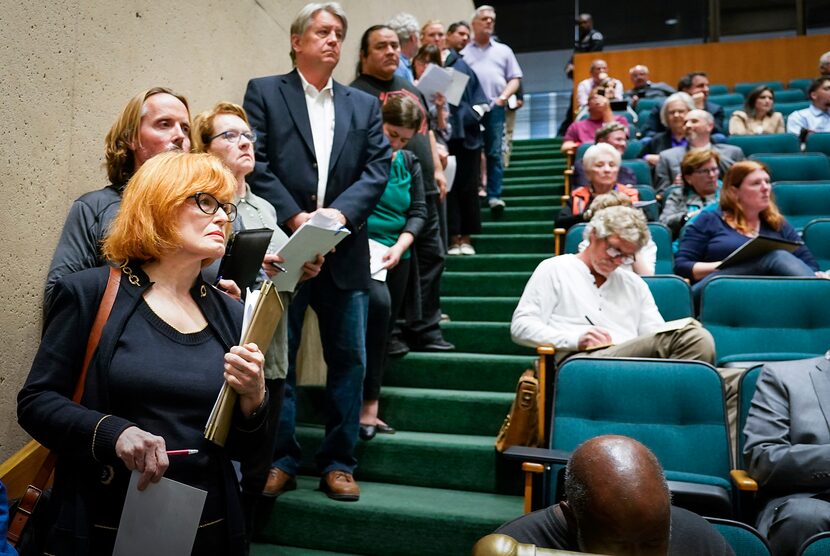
[806,132,830,156]
[751,153,830,182]
[772,182,830,231]
[736,365,763,464]
[563,223,588,255]
[774,89,807,103]
[700,277,830,365]
[726,134,800,156]
[777,101,810,116]
[636,98,663,117]
[799,532,830,556]
[710,93,744,107]
[803,218,830,270]
[575,141,642,161]
[642,275,693,320]
[635,185,659,221]
[710,84,730,96]
[552,357,732,481]
[735,81,784,97]
[648,222,673,274]
[622,159,652,186]
[707,517,772,556]
[788,79,813,94]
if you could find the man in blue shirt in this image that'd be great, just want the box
[787,77,830,139]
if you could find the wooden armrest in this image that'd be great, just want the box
[536,346,555,356]
[730,469,758,492]
[559,195,569,207]
[0,440,51,499]
[522,463,546,514]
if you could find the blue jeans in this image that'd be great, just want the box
[692,249,816,311]
[272,270,369,475]
[482,106,506,201]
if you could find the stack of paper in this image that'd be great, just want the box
[272,212,351,293]
[204,281,284,446]
[416,63,470,106]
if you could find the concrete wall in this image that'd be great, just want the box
[0,0,473,461]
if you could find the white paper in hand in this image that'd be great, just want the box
[445,68,470,106]
[113,471,207,556]
[368,239,389,282]
[416,63,453,105]
[272,213,351,292]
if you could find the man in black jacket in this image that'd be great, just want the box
[44,87,192,312]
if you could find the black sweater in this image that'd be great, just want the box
[18,265,268,555]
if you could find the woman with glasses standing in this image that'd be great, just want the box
[660,149,723,239]
[192,102,322,511]
[18,152,269,555]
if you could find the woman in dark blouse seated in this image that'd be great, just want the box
[555,143,638,232]
[18,152,269,555]
[660,149,722,239]
[675,160,827,301]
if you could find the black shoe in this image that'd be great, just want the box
[359,424,377,441]
[418,338,455,352]
[387,337,410,357]
[376,423,396,434]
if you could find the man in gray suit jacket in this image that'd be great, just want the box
[744,354,830,556]
[654,109,744,195]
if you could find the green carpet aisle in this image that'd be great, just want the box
[251,138,565,555]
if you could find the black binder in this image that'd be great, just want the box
[216,228,274,290]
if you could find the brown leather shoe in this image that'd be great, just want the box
[262,467,296,498]
[319,470,360,501]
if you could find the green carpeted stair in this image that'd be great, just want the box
[253,138,563,555]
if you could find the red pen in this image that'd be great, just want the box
[166,449,199,456]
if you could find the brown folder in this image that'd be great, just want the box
[204,281,284,446]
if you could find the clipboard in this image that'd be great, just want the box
[717,235,803,269]
[216,228,274,290]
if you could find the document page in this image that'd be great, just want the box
[113,471,207,556]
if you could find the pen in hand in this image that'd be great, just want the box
[166,449,199,456]
[585,315,595,326]
[270,262,287,273]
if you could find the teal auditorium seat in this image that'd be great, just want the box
[710,93,745,107]
[707,517,772,556]
[799,532,830,556]
[563,222,674,275]
[737,365,763,463]
[726,134,800,156]
[634,184,659,221]
[642,275,693,320]
[772,182,830,231]
[622,159,652,185]
[574,140,643,161]
[788,78,813,94]
[777,101,810,116]
[635,97,663,116]
[700,276,830,366]
[549,357,733,516]
[710,84,730,96]
[806,132,830,156]
[773,89,807,103]
[734,81,783,97]
[751,153,830,181]
[803,218,830,270]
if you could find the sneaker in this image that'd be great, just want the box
[448,244,463,255]
[488,198,506,218]
[459,243,476,256]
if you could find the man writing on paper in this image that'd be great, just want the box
[243,2,390,501]
[510,205,715,364]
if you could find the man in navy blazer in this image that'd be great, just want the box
[744,354,830,556]
[243,1,390,502]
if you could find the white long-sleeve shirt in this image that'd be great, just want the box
[510,254,664,351]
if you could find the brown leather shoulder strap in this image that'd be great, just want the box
[9,266,122,548]
[72,266,120,403]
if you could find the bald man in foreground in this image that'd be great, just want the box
[495,436,733,555]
